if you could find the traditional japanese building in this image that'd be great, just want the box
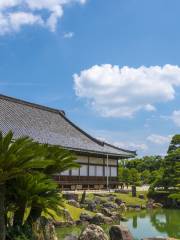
[0,94,136,190]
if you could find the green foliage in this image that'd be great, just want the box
[0,130,78,240]
[129,168,141,186]
[7,224,34,240]
[118,167,131,185]
[169,157,180,201]
[42,145,79,175]
[119,155,164,186]
[125,155,163,173]
[168,134,180,153]
[149,134,180,203]
[7,173,63,225]
[0,131,52,184]
[141,170,151,184]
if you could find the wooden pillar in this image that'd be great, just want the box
[88,155,90,177]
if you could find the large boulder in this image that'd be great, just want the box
[67,199,80,208]
[109,225,133,240]
[78,224,109,240]
[90,213,113,225]
[35,217,58,240]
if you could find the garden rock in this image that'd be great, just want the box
[115,198,123,205]
[111,212,121,222]
[67,199,80,208]
[94,197,106,204]
[87,201,97,211]
[101,207,112,217]
[78,224,109,240]
[90,213,113,225]
[153,202,163,208]
[63,193,79,201]
[79,212,92,222]
[109,225,133,240]
[139,194,145,199]
[36,218,58,240]
[63,209,74,222]
[103,202,118,210]
[108,195,115,201]
[120,216,128,222]
[119,203,127,212]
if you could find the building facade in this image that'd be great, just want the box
[0,94,136,190]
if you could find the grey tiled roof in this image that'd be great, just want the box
[0,94,136,157]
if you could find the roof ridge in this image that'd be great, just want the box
[58,111,104,146]
[0,94,104,146]
[0,93,135,155]
[0,94,65,115]
[104,142,137,155]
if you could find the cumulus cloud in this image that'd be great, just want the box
[147,134,172,145]
[171,110,180,127]
[73,64,180,117]
[0,0,86,34]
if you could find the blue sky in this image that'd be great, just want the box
[0,0,180,156]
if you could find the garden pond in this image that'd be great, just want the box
[56,209,180,240]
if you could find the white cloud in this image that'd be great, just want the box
[73,64,180,117]
[9,12,44,31]
[171,110,180,127]
[0,0,86,34]
[115,141,148,151]
[0,0,22,10]
[147,134,172,145]
[63,31,74,38]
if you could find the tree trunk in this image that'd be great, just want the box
[0,184,6,240]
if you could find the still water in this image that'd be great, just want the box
[56,209,180,239]
[125,209,180,239]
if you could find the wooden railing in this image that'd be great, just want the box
[53,175,119,185]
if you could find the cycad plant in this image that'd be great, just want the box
[8,173,62,226]
[0,130,79,240]
[0,131,52,240]
[42,145,79,175]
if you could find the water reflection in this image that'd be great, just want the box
[150,209,180,238]
[126,209,180,239]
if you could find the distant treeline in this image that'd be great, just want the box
[118,134,180,204]
[118,155,164,186]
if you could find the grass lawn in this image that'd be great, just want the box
[114,191,147,205]
[85,191,147,206]
[45,203,94,222]
[64,203,94,221]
